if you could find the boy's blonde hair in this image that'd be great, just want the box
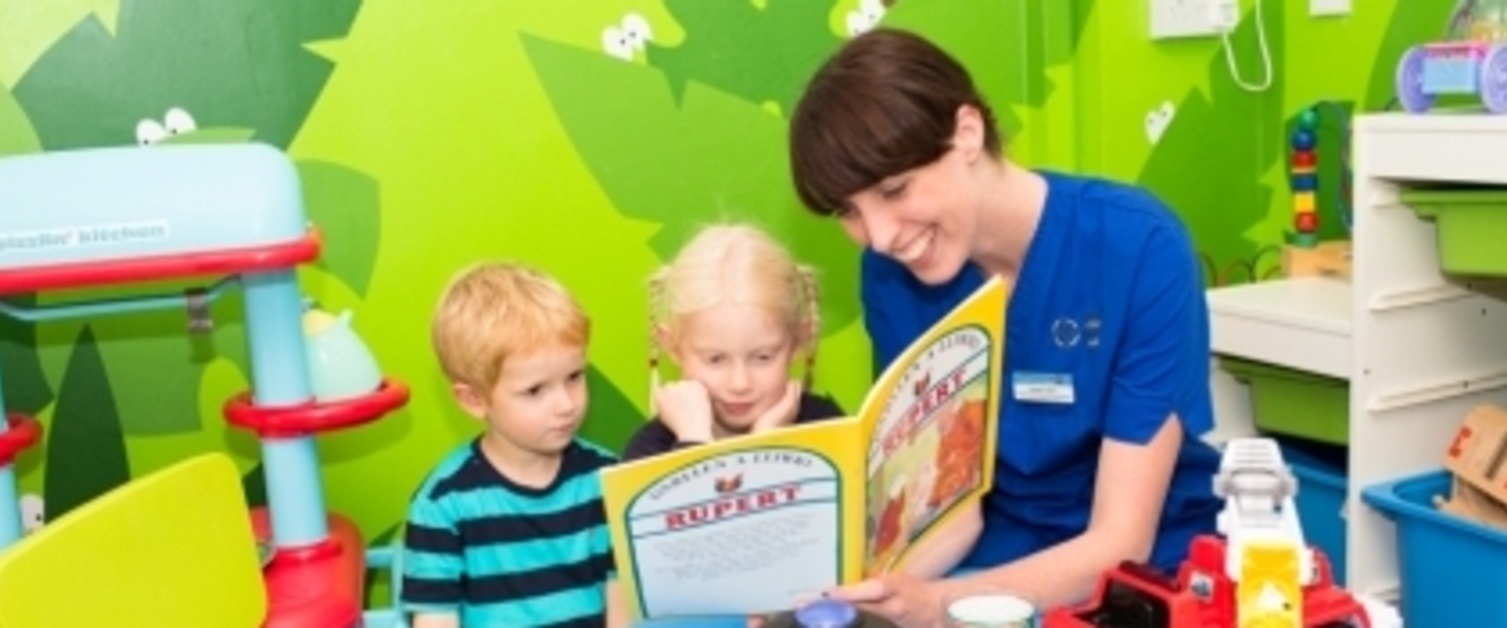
[432,262,590,391]
[649,223,820,390]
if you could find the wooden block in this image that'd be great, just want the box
[1435,477,1507,533]
[1282,240,1351,280]
[1444,404,1507,505]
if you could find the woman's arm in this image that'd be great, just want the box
[946,412,1181,608]
[896,501,982,581]
[941,416,1183,609]
[829,419,1182,625]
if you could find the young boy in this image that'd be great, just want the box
[402,261,626,628]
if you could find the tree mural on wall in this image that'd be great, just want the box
[581,365,640,453]
[901,0,1094,140]
[2,0,650,527]
[13,0,382,298]
[42,328,128,519]
[12,0,359,151]
[5,0,373,507]
[1364,2,1457,112]
[1135,1,1287,286]
[523,1,856,332]
[525,0,1088,337]
[646,0,837,116]
[0,88,52,415]
[1138,2,1457,286]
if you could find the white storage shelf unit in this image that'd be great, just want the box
[1348,112,1507,599]
[1208,112,1507,601]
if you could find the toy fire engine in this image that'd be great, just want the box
[1042,438,1371,628]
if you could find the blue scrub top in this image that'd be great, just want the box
[859,171,1221,573]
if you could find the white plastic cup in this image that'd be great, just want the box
[945,593,1038,628]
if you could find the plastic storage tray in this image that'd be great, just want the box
[1221,357,1348,445]
[1362,470,1507,627]
[1404,187,1507,277]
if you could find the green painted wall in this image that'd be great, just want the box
[0,0,1464,543]
[1073,0,1452,282]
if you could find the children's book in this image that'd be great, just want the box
[600,276,1009,620]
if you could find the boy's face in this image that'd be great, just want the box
[456,343,589,456]
[670,301,796,435]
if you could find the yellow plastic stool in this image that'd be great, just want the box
[0,453,266,627]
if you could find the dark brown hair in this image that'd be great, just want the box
[789,28,1000,216]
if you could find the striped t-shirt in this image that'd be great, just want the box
[402,439,617,627]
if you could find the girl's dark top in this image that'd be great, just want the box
[622,392,845,462]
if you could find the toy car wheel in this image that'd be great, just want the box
[1481,44,1507,113]
[1396,45,1434,113]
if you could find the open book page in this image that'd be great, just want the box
[600,420,865,618]
[597,275,1008,620]
[861,275,1009,576]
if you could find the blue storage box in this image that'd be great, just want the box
[1363,470,1507,628]
[1282,442,1349,586]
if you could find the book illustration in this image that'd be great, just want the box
[864,325,994,576]
[867,395,986,565]
[713,473,743,494]
[600,275,1009,620]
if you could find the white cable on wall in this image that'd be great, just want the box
[1217,0,1273,92]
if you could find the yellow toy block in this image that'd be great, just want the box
[1237,540,1303,628]
[1292,192,1316,214]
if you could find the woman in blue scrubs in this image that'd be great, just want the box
[787,28,1223,626]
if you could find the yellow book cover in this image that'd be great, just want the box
[600,275,1010,620]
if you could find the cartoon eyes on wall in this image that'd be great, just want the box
[622,13,652,51]
[603,12,653,62]
[846,0,887,37]
[136,107,198,146]
[1144,100,1176,145]
[19,493,43,534]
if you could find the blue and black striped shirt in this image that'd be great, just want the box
[402,439,617,626]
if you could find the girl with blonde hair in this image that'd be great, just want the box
[622,222,844,460]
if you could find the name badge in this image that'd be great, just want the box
[1012,371,1074,404]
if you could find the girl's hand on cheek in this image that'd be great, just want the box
[654,380,715,443]
[752,381,803,433]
